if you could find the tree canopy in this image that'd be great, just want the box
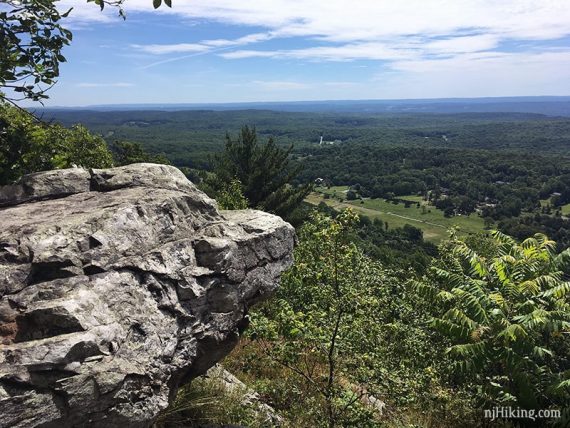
[0,0,171,103]
[110,140,170,166]
[204,126,312,221]
[0,101,113,184]
[0,0,73,102]
[0,102,170,184]
[415,230,570,411]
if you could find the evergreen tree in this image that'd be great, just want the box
[110,141,170,166]
[205,126,311,221]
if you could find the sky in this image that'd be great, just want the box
[28,0,570,106]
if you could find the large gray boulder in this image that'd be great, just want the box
[0,164,295,427]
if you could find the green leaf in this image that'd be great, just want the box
[153,0,162,8]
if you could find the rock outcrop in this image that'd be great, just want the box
[0,163,295,427]
[205,365,283,426]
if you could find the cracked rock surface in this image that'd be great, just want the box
[0,163,295,427]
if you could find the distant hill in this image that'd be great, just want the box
[36,96,570,117]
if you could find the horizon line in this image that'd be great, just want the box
[26,95,570,110]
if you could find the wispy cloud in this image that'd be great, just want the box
[53,0,570,102]
[132,32,274,55]
[132,43,209,55]
[62,0,570,68]
[219,33,504,63]
[221,42,418,61]
[424,34,501,55]
[131,32,276,69]
[137,45,237,70]
[63,0,570,42]
[371,50,570,99]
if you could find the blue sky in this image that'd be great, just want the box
[33,0,570,106]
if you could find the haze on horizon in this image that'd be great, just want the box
[29,0,570,107]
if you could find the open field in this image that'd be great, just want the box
[320,187,423,203]
[399,195,426,203]
[308,187,487,243]
[540,199,570,215]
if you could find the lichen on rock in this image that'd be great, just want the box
[0,163,295,427]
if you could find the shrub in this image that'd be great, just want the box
[415,230,570,412]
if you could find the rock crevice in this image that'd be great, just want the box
[0,163,295,427]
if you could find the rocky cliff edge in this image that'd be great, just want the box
[0,163,295,427]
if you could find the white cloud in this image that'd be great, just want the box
[390,50,570,73]
[61,0,570,43]
[132,43,209,55]
[222,42,418,61]
[57,0,570,98]
[376,50,570,98]
[131,32,275,55]
[59,0,570,70]
[424,34,501,55]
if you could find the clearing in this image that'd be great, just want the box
[307,186,487,243]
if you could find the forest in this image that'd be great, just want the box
[40,108,570,250]
[2,102,570,426]
[2,1,569,426]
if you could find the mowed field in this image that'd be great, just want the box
[540,199,570,215]
[306,186,487,243]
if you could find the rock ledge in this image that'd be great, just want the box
[0,163,295,427]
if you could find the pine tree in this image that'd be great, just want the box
[205,126,311,221]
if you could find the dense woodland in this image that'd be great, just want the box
[41,108,570,250]
[2,1,569,426]
[2,102,570,426]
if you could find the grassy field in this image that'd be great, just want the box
[540,199,570,215]
[398,195,426,203]
[308,186,487,243]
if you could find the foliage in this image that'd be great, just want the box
[315,200,437,272]
[0,0,172,102]
[415,230,570,412]
[40,109,570,166]
[40,109,570,243]
[239,209,474,427]
[0,101,113,184]
[0,0,73,102]
[204,126,312,221]
[215,178,249,210]
[110,140,170,166]
[155,372,267,428]
[500,213,570,252]
[246,209,383,427]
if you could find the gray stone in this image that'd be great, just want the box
[0,163,295,427]
[0,167,91,207]
[205,365,284,426]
